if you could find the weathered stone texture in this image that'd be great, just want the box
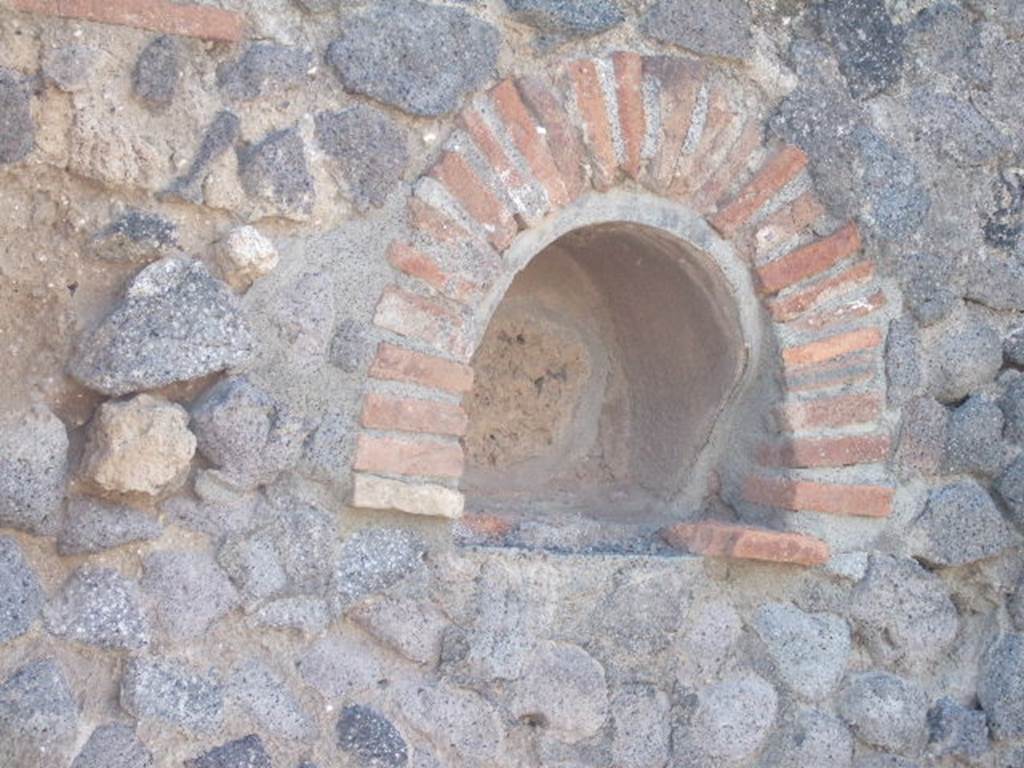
[640,0,751,60]
[0,659,78,767]
[44,566,150,650]
[838,671,928,753]
[71,723,153,768]
[0,536,43,644]
[0,406,68,534]
[132,36,181,109]
[0,67,34,164]
[120,656,223,733]
[754,602,850,701]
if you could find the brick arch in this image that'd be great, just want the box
[350,52,894,567]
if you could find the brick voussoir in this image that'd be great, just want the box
[661,521,830,567]
[758,432,892,468]
[515,74,587,200]
[769,259,876,322]
[12,0,246,41]
[429,150,517,250]
[641,55,704,191]
[711,144,808,236]
[566,58,618,190]
[369,343,474,394]
[777,392,884,432]
[611,52,646,179]
[373,287,470,360]
[361,392,468,437]
[757,222,863,296]
[743,476,894,518]
[354,433,465,479]
[782,326,883,368]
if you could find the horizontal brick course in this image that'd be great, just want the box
[791,289,887,332]
[354,434,465,479]
[778,393,883,432]
[12,0,245,41]
[782,351,877,393]
[352,473,464,518]
[661,521,830,567]
[456,513,515,540]
[373,287,467,357]
[757,222,862,296]
[782,326,883,368]
[769,260,875,322]
[743,476,894,517]
[386,241,446,291]
[759,433,891,468]
[750,191,826,261]
[361,393,468,437]
[369,343,474,394]
[711,145,808,235]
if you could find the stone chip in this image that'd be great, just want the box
[44,567,150,650]
[909,480,1019,567]
[0,536,43,644]
[58,498,162,555]
[837,671,928,753]
[71,723,153,768]
[0,67,34,164]
[120,656,223,733]
[0,659,78,768]
[0,405,69,535]
[336,704,409,767]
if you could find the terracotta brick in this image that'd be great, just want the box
[674,90,748,201]
[750,191,826,261]
[386,241,446,291]
[612,52,645,179]
[516,74,586,199]
[642,56,703,190]
[743,476,893,518]
[458,106,531,205]
[361,393,468,437]
[355,433,465,479]
[456,513,515,540]
[778,393,883,432]
[782,350,877,393]
[759,433,891,468]
[711,145,809,236]
[12,0,245,41]
[369,343,474,394]
[671,82,733,195]
[791,289,887,332]
[692,116,762,213]
[373,287,468,358]
[757,222,862,296]
[783,327,883,368]
[567,59,618,190]
[408,197,474,246]
[661,521,829,567]
[490,79,570,207]
[352,473,464,518]
[429,151,517,250]
[769,260,875,322]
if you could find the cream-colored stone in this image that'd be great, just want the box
[214,225,279,291]
[81,394,196,498]
[352,473,464,519]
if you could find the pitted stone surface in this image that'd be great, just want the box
[93,209,179,263]
[675,598,742,683]
[509,640,609,742]
[0,405,68,534]
[849,554,958,672]
[927,697,989,764]
[190,376,307,490]
[1001,377,1024,445]
[610,684,670,768]
[71,723,153,768]
[640,0,751,60]
[349,596,447,666]
[885,316,923,406]
[227,659,318,742]
[925,320,1003,403]
[754,602,851,701]
[896,252,956,327]
[185,735,271,768]
[757,707,853,768]
[682,672,778,764]
[326,0,500,117]
[909,480,1019,567]
[331,527,425,612]
[44,567,150,650]
[132,36,181,109]
[217,43,312,102]
[943,395,1006,477]
[41,42,98,92]
[996,454,1024,528]
[58,498,162,555]
[393,679,504,765]
[598,566,692,654]
[0,67,34,164]
[0,659,78,767]
[70,257,255,396]
[816,0,904,99]
[237,128,316,219]
[141,549,239,641]
[978,633,1024,742]
[0,536,43,644]
[80,394,196,498]
[120,656,223,733]
[506,0,624,38]
[315,105,409,209]
[838,671,928,753]
[909,88,1010,167]
[336,704,409,767]
[299,636,385,702]
[253,595,330,634]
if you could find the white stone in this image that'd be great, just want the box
[352,473,464,518]
[215,225,279,291]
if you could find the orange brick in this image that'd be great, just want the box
[430,151,517,250]
[783,327,883,368]
[355,434,464,479]
[792,289,887,332]
[782,351,877,393]
[672,82,733,196]
[743,476,893,518]
[661,521,829,567]
[612,52,645,179]
[386,241,446,291]
[758,222,862,296]
[458,106,531,204]
[750,191,826,261]
[361,393,468,437]
[373,287,467,358]
[711,145,808,236]
[674,90,748,201]
[769,259,875,322]
[692,116,762,213]
[567,59,617,190]
[516,74,586,200]
[759,433,891,468]
[643,56,703,190]
[778,393,883,432]
[12,0,245,41]
[369,343,474,394]
[491,79,570,208]
[407,197,474,246]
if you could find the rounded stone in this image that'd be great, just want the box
[237,128,315,219]
[57,498,162,556]
[837,671,928,753]
[925,320,1002,403]
[995,454,1024,527]
[640,0,752,60]
[141,550,239,641]
[0,659,78,767]
[685,673,778,763]
[909,480,1019,567]
[978,633,1024,742]
[610,684,670,768]
[132,36,180,109]
[120,656,223,734]
[757,707,853,768]
[184,735,271,768]
[214,226,279,292]
[336,704,408,767]
[943,395,1007,478]
[80,394,196,498]
[505,0,625,38]
[0,537,43,645]
[43,567,150,651]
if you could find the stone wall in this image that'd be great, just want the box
[1,0,1024,766]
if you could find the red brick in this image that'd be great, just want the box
[407,197,474,246]
[743,476,893,518]
[674,90,747,201]
[692,116,762,213]
[361,393,468,437]
[661,521,829,567]
[782,350,877,393]
[567,59,618,190]
[458,106,531,205]
[12,0,245,41]
[757,222,862,296]
[490,79,570,208]
[778,393,883,432]
[642,56,703,191]
[783,327,883,368]
[769,260,875,322]
[749,191,826,261]
[369,343,474,393]
[711,145,808,236]
[612,52,645,179]
[671,82,733,196]
[429,151,517,250]
[759,433,891,468]
[386,241,446,291]
[373,287,468,358]
[355,434,464,479]
[516,74,586,200]
[791,289,887,332]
